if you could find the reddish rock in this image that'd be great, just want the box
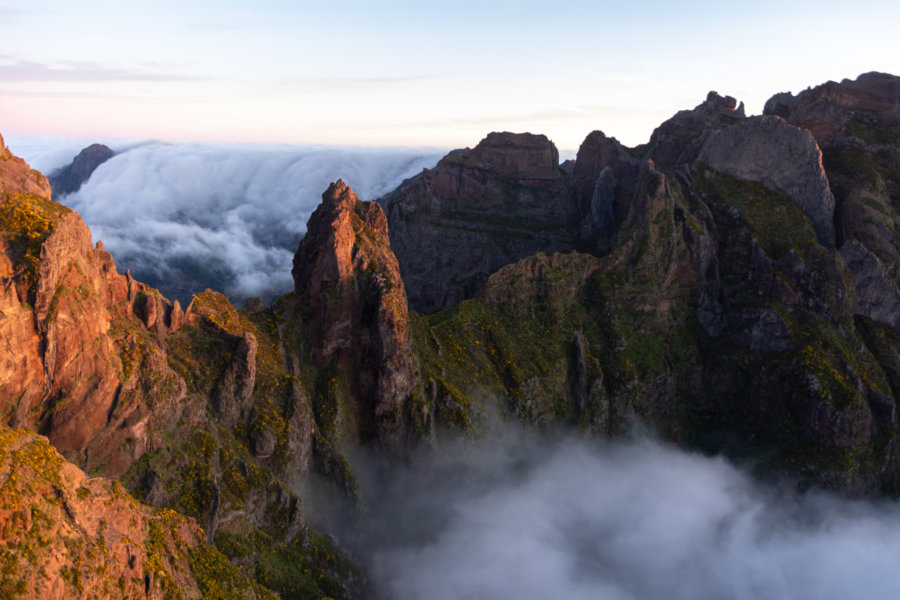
[0,139,189,476]
[0,136,53,200]
[293,180,420,451]
[696,115,836,247]
[0,427,219,600]
[468,131,561,180]
[764,72,900,138]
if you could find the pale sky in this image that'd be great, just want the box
[2,0,899,151]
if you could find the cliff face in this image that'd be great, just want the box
[291,180,424,453]
[764,72,900,329]
[381,132,574,312]
[5,71,900,597]
[402,73,900,494]
[0,426,276,600]
[1,143,366,599]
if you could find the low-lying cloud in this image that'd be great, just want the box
[326,429,900,600]
[11,138,445,304]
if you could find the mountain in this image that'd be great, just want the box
[385,72,900,494]
[1,135,376,599]
[1,71,900,597]
[47,143,115,198]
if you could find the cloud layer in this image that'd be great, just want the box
[11,138,445,304]
[332,430,900,600]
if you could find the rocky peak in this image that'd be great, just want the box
[703,91,746,116]
[48,142,115,197]
[764,72,900,138]
[572,131,639,253]
[645,91,746,170]
[293,180,419,451]
[468,131,561,180]
[573,131,636,180]
[381,132,574,313]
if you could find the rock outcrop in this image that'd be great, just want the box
[1,137,366,599]
[381,132,574,312]
[764,72,900,138]
[399,77,900,494]
[47,143,115,197]
[644,91,746,171]
[0,427,270,600]
[292,180,422,452]
[696,115,836,247]
[571,131,639,253]
[0,135,53,200]
[765,73,900,332]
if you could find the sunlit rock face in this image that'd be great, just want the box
[292,180,422,453]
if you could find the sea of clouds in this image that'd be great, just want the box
[8,136,446,304]
[307,427,900,600]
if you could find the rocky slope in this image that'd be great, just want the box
[395,72,900,495]
[0,426,274,600]
[1,141,378,598]
[4,70,900,597]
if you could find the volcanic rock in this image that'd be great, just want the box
[381,132,574,312]
[293,180,420,451]
[764,72,900,138]
[644,91,746,171]
[48,143,115,197]
[695,115,837,247]
[0,427,248,600]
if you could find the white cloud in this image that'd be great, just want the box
[15,138,446,303]
[327,429,900,600]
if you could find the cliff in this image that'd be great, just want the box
[1,142,367,599]
[0,426,275,599]
[397,72,900,494]
[4,70,900,596]
[291,180,425,453]
[381,132,574,312]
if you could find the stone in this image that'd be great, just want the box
[47,143,115,197]
[381,132,574,312]
[696,115,836,247]
[293,180,421,452]
[840,240,900,329]
[764,72,900,138]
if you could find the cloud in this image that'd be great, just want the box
[16,139,446,304]
[0,56,204,83]
[317,428,900,600]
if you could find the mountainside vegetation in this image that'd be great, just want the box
[1,72,899,597]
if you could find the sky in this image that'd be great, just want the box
[2,1,899,151]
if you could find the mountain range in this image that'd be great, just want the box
[1,71,899,598]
